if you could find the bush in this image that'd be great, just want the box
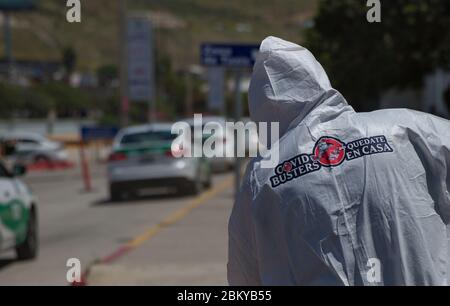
[0,81,97,119]
[36,82,91,117]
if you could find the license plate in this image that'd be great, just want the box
[139,155,155,163]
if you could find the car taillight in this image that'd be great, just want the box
[166,144,184,158]
[108,152,127,162]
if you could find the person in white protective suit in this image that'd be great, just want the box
[228,36,450,286]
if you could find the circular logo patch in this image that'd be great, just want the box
[283,162,293,172]
[313,137,345,166]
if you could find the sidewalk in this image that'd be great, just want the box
[86,177,235,286]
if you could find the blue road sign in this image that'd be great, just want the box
[0,0,36,11]
[201,43,260,68]
[81,126,119,142]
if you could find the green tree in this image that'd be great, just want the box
[96,95,120,125]
[444,85,450,113]
[21,88,54,118]
[36,82,90,117]
[62,47,77,78]
[0,83,24,118]
[97,65,118,88]
[306,0,450,111]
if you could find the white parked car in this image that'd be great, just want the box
[183,116,235,172]
[0,132,69,164]
[0,161,38,260]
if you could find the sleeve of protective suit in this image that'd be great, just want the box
[227,168,261,286]
[409,111,450,223]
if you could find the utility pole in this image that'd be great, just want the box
[3,12,13,82]
[118,0,129,127]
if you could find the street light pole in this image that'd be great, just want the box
[118,0,129,127]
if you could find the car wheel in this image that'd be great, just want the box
[203,171,212,189]
[110,187,123,202]
[182,180,200,196]
[16,207,38,261]
[181,176,203,196]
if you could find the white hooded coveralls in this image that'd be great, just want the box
[228,36,450,286]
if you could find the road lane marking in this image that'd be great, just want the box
[127,177,233,248]
[75,174,238,285]
[100,176,233,263]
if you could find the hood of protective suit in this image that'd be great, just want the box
[229,36,450,286]
[249,36,336,137]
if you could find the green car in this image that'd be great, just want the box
[0,161,38,260]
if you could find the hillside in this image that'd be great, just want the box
[0,0,317,72]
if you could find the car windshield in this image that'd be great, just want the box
[120,130,176,146]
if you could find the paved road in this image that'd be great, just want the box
[0,165,234,285]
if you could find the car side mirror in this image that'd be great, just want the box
[12,164,27,177]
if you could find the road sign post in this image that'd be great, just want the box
[201,43,259,198]
[207,67,225,115]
